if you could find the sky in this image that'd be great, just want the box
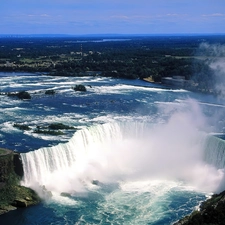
[1,0,225,35]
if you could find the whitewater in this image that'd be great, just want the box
[1,72,225,224]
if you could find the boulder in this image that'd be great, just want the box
[72,84,87,92]
[7,91,31,100]
[45,90,56,95]
[17,91,31,100]
[92,180,99,185]
[60,192,72,198]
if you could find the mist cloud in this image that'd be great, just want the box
[198,43,225,96]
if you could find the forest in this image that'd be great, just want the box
[0,34,225,93]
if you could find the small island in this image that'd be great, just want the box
[13,122,76,136]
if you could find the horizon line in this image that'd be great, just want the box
[0,33,225,37]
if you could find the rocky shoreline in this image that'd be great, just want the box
[0,185,41,215]
[0,148,41,215]
[174,190,225,225]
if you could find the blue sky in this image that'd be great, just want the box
[1,0,225,35]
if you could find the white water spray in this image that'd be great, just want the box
[21,105,225,197]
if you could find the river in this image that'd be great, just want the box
[0,72,225,224]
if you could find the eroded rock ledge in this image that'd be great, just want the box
[174,191,225,225]
[0,185,41,215]
[0,148,40,215]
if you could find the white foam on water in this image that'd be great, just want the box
[21,111,225,197]
[0,122,20,133]
[93,179,198,225]
[199,101,225,108]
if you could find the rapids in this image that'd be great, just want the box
[1,72,225,224]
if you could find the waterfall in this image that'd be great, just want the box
[21,122,151,194]
[21,122,123,191]
[204,135,225,169]
[21,121,225,195]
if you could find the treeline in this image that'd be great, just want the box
[0,35,224,83]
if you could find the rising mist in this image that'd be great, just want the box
[21,99,225,197]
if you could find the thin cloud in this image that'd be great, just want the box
[111,15,129,19]
[1,0,225,34]
[166,13,179,16]
[202,13,225,17]
[40,14,51,17]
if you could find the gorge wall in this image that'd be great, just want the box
[0,149,23,184]
[0,148,39,215]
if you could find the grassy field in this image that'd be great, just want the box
[0,149,6,155]
[0,148,10,155]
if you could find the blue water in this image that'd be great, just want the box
[0,72,225,225]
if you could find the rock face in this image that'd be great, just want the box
[174,191,225,225]
[13,153,24,178]
[0,148,40,215]
[0,149,23,182]
[0,149,15,182]
[0,185,41,215]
